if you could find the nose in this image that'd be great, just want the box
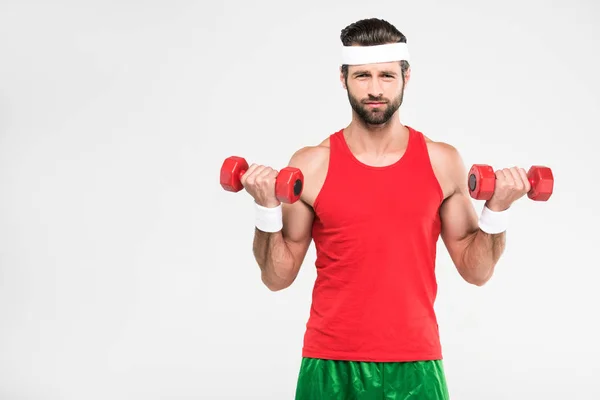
[368,78,383,98]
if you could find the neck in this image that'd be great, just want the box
[345,112,407,154]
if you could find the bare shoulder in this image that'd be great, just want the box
[288,137,331,172]
[422,134,467,198]
[423,134,462,164]
[287,137,331,207]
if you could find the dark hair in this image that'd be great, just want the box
[340,18,410,80]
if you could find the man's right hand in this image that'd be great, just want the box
[240,164,281,208]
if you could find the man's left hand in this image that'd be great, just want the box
[485,167,531,211]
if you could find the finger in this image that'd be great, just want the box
[495,169,511,187]
[255,167,277,185]
[517,167,531,192]
[241,164,263,186]
[508,167,524,190]
[501,168,515,185]
[256,166,276,179]
[245,163,260,176]
[266,168,280,184]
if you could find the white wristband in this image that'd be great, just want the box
[255,203,283,233]
[479,205,509,234]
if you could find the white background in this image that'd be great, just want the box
[1,0,599,399]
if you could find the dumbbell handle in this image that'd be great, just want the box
[487,177,537,195]
[492,176,537,192]
[236,168,282,185]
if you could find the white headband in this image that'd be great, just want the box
[341,42,410,65]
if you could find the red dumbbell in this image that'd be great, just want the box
[468,164,554,201]
[220,156,304,204]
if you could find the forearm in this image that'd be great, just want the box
[253,228,297,291]
[460,229,506,285]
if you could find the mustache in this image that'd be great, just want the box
[362,96,389,104]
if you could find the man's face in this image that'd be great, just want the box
[342,62,409,126]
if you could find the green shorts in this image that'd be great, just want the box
[295,357,450,399]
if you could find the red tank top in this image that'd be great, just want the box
[303,126,444,362]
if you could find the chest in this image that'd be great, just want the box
[313,168,442,231]
[301,146,453,210]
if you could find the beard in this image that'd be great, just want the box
[347,88,404,126]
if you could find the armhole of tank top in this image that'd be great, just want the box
[311,132,336,212]
[415,130,445,206]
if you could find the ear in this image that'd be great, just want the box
[404,66,411,86]
[339,66,347,89]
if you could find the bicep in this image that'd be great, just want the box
[279,144,325,268]
[439,149,480,264]
[440,190,479,261]
[281,199,314,270]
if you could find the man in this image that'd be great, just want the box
[241,18,531,399]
